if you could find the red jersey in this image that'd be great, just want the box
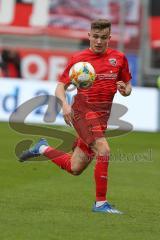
[60,48,131,103]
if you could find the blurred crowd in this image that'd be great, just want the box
[0,49,22,78]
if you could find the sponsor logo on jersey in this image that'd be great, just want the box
[109,58,117,66]
[96,73,118,80]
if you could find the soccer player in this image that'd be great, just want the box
[20,19,132,214]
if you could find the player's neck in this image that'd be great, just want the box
[89,47,107,55]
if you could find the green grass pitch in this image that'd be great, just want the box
[0,122,160,240]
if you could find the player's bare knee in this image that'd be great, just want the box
[71,163,86,175]
[71,162,83,175]
[70,150,89,176]
[93,140,110,156]
[71,169,83,176]
[98,148,110,157]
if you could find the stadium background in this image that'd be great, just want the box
[0,1,160,240]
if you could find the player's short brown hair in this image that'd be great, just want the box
[91,19,111,32]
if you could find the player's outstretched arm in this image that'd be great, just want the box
[55,82,72,126]
[117,81,132,97]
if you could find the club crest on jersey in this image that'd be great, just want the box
[109,58,117,66]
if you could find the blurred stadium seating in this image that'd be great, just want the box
[0,0,145,84]
[0,0,159,87]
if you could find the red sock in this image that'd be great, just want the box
[44,147,73,174]
[94,155,109,201]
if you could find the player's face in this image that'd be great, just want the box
[88,28,111,54]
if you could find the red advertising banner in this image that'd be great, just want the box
[0,47,138,86]
[149,1,160,48]
[149,17,160,48]
[20,48,73,81]
[0,0,141,43]
[0,47,73,81]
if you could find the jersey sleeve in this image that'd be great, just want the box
[119,55,132,83]
[59,57,75,85]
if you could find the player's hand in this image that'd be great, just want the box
[62,103,72,126]
[117,81,131,96]
[117,81,132,96]
[117,81,126,95]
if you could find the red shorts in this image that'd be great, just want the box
[71,94,112,154]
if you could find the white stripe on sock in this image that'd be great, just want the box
[39,145,49,154]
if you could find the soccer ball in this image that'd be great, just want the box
[69,62,96,88]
